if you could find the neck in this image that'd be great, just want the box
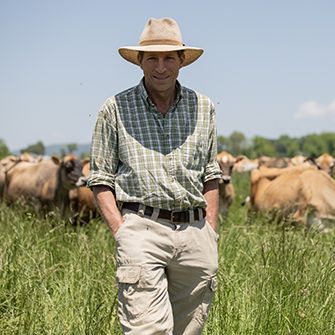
[144,80,177,115]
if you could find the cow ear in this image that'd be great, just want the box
[51,155,61,165]
[235,155,245,163]
[305,156,316,164]
[82,158,90,165]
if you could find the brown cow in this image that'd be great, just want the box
[250,165,335,232]
[0,155,16,199]
[69,159,97,223]
[5,155,83,217]
[0,154,40,199]
[258,155,290,168]
[216,151,235,216]
[233,155,259,173]
[314,153,335,176]
[288,155,311,167]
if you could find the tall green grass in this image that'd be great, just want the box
[0,174,334,334]
[0,203,121,334]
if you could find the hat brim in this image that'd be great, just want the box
[118,45,204,67]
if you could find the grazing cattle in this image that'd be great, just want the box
[250,165,335,232]
[5,155,83,217]
[216,151,236,216]
[0,155,16,199]
[258,156,290,168]
[288,155,310,167]
[312,153,335,176]
[69,159,97,223]
[0,154,40,199]
[233,155,259,173]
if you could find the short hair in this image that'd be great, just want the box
[137,50,185,64]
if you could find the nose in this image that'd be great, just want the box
[222,175,231,184]
[156,58,166,72]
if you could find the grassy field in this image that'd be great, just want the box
[0,174,334,334]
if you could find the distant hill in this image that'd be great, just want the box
[13,143,90,158]
[44,143,90,157]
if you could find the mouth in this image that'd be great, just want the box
[153,75,169,81]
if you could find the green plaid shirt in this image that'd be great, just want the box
[88,79,221,210]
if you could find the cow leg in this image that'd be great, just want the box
[292,209,307,227]
[305,210,329,232]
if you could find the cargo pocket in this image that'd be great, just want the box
[116,265,150,321]
[195,276,218,326]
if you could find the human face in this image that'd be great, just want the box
[140,51,184,95]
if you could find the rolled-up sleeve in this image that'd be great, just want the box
[203,103,222,183]
[87,98,119,190]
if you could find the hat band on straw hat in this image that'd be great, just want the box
[140,39,183,46]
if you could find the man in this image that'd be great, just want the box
[88,17,221,335]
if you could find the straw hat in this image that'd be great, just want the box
[118,17,204,67]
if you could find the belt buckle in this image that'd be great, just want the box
[171,210,180,223]
[171,210,189,223]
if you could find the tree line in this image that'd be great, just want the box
[0,140,86,160]
[1,131,335,160]
[218,131,335,158]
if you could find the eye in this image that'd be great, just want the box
[64,161,74,172]
[146,56,157,61]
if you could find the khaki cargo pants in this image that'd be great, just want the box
[115,208,219,335]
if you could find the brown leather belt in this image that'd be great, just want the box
[121,202,206,223]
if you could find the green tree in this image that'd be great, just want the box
[60,147,66,158]
[229,131,248,156]
[80,152,90,160]
[319,132,335,155]
[275,134,300,157]
[301,134,328,157]
[20,141,45,155]
[0,138,10,159]
[217,135,230,153]
[250,136,276,157]
[67,143,78,154]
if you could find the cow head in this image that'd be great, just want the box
[74,159,90,187]
[316,154,335,176]
[233,155,259,173]
[307,153,335,176]
[217,151,236,184]
[52,155,83,190]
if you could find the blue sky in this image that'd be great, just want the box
[1,0,334,151]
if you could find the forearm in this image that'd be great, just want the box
[92,185,123,236]
[203,178,220,231]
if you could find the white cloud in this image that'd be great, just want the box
[328,101,335,115]
[295,100,335,119]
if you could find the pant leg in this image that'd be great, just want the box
[115,211,175,335]
[166,219,219,335]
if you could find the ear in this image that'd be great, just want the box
[137,52,143,68]
[51,155,61,165]
[235,155,246,163]
[179,52,185,66]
